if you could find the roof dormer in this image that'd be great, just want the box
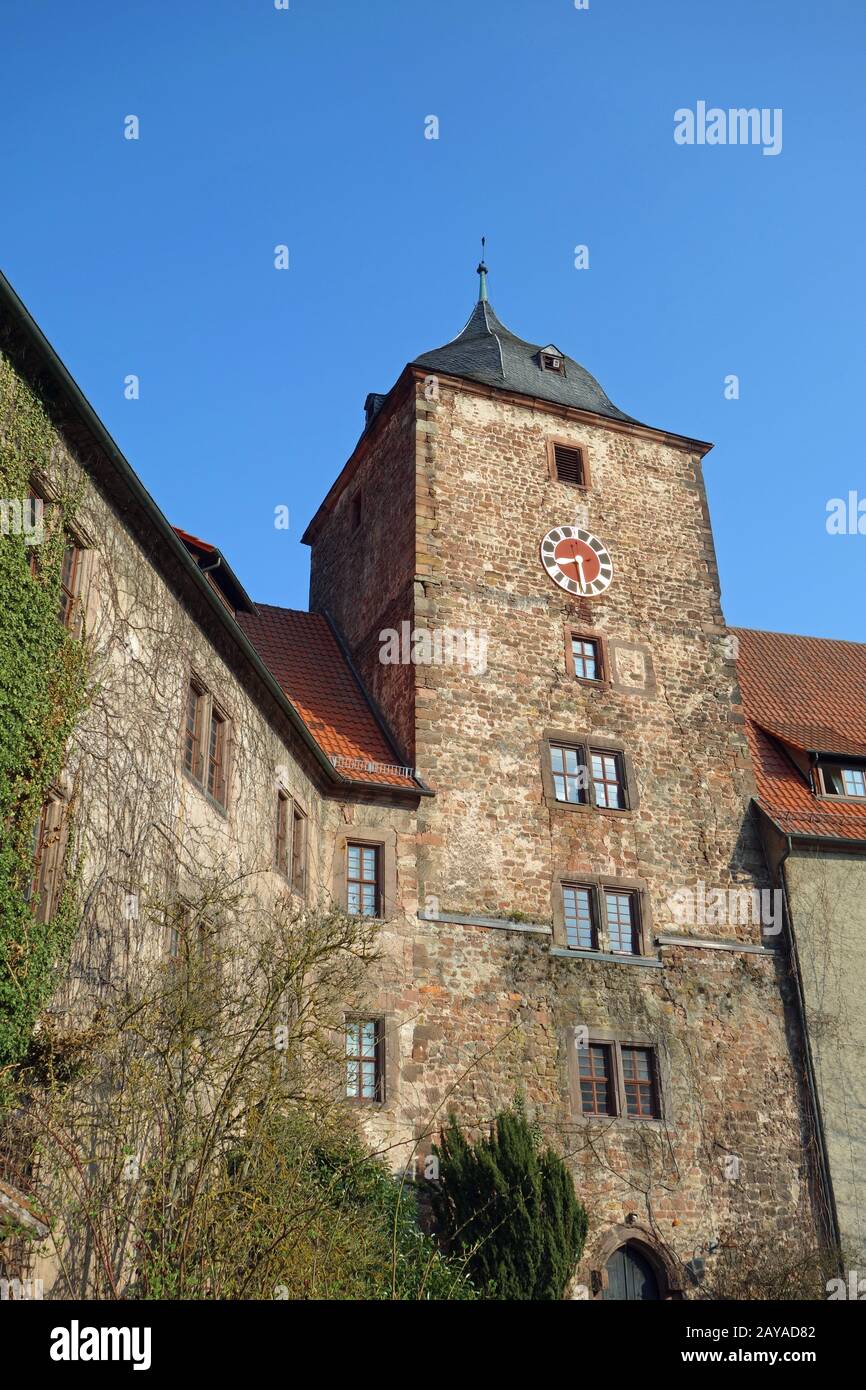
[538,345,566,374]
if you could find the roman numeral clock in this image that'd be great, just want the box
[540,525,613,597]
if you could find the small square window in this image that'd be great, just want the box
[563,885,597,950]
[346,1018,383,1101]
[571,636,601,682]
[542,353,563,373]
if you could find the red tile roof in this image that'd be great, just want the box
[237,605,416,789]
[734,628,866,841]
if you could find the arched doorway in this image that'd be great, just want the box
[602,1242,661,1300]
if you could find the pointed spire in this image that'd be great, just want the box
[476,236,489,302]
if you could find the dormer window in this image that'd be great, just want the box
[816,760,866,799]
[540,345,564,374]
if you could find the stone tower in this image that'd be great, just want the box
[304,266,819,1296]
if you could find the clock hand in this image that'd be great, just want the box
[574,552,586,592]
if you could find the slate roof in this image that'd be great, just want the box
[734,627,866,842]
[237,605,417,789]
[413,298,639,423]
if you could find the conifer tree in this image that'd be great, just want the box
[430,1102,588,1300]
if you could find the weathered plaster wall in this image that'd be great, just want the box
[785,849,866,1261]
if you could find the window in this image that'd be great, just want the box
[591,750,626,809]
[574,1037,661,1121]
[579,1044,615,1116]
[551,442,586,487]
[345,1019,383,1101]
[550,743,587,804]
[563,885,597,950]
[558,881,644,956]
[24,794,67,922]
[622,1047,660,1118]
[184,681,206,782]
[542,352,563,373]
[350,490,363,533]
[817,762,866,798]
[546,738,632,811]
[291,803,307,897]
[275,791,290,876]
[570,636,601,682]
[182,678,230,809]
[347,842,381,917]
[605,890,640,954]
[59,541,82,630]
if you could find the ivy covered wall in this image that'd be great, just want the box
[0,351,88,1089]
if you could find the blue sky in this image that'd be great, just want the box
[2,0,864,637]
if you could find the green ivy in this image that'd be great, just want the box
[0,352,88,1093]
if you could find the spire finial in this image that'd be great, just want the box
[476,236,489,302]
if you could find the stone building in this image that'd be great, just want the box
[0,263,835,1298]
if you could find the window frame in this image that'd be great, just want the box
[332,827,397,921]
[546,437,590,490]
[275,789,290,878]
[554,874,649,957]
[541,732,637,814]
[346,841,382,918]
[568,1029,664,1124]
[291,801,307,898]
[205,701,229,808]
[814,759,866,802]
[564,626,609,686]
[344,1016,385,1104]
[25,790,68,923]
[181,673,232,812]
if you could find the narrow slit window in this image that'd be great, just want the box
[207,708,228,806]
[291,804,307,896]
[184,682,206,782]
[275,791,290,875]
[59,542,82,629]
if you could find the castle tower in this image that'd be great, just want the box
[304,265,820,1296]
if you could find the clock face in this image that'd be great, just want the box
[540,525,613,597]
